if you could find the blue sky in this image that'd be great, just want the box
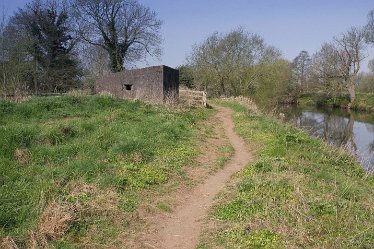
[2,0,374,70]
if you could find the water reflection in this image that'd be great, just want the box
[278,106,374,171]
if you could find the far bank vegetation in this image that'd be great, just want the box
[180,11,374,111]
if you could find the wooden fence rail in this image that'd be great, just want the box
[179,89,207,107]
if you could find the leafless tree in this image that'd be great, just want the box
[334,27,367,106]
[311,43,345,97]
[292,51,311,86]
[368,59,374,72]
[80,43,110,77]
[312,27,367,107]
[366,9,374,44]
[72,0,162,72]
[0,8,6,96]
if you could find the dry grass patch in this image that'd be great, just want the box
[65,181,123,216]
[13,148,31,165]
[23,182,126,248]
[0,237,18,249]
[37,201,74,241]
[22,201,75,248]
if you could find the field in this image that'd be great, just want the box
[0,95,212,247]
[199,100,374,248]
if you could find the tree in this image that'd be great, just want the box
[310,43,345,98]
[311,27,367,107]
[0,8,34,96]
[11,0,81,93]
[72,0,162,72]
[80,43,110,77]
[369,59,374,72]
[366,9,374,44]
[0,8,6,96]
[357,72,374,93]
[253,59,294,107]
[187,28,281,96]
[177,65,194,89]
[292,51,311,86]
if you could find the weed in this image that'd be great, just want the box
[156,202,173,213]
[215,145,235,169]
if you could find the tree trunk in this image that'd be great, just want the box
[109,49,124,73]
[347,76,356,109]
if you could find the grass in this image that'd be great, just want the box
[352,93,374,112]
[199,100,374,249]
[297,94,315,108]
[0,95,212,247]
[215,145,235,169]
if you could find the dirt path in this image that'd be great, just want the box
[144,106,252,249]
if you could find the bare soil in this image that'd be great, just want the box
[140,106,253,249]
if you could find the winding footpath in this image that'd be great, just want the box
[146,106,253,249]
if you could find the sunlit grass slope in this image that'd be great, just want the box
[0,95,210,247]
[199,101,374,249]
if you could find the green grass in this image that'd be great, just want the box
[352,93,374,112]
[215,145,235,169]
[297,94,315,108]
[0,95,212,247]
[199,101,374,249]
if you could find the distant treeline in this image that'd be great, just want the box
[1,1,374,110]
[179,11,374,109]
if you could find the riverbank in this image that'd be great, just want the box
[276,104,374,170]
[199,99,374,248]
[298,93,374,113]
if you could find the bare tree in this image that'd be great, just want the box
[311,43,345,97]
[72,0,162,72]
[312,27,367,107]
[369,59,374,72]
[0,7,6,96]
[292,50,311,86]
[366,9,374,44]
[335,27,367,106]
[80,43,110,77]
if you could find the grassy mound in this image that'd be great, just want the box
[199,101,374,249]
[0,95,210,247]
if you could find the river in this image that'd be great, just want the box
[277,106,374,172]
